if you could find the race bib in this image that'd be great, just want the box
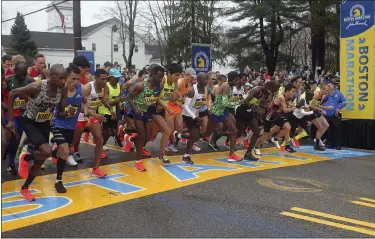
[65,105,78,117]
[36,112,54,122]
[14,98,26,109]
[89,100,102,110]
[144,96,158,105]
[193,99,205,109]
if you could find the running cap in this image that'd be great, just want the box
[108,68,121,78]
[185,68,197,79]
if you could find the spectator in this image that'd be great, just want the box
[322,83,346,150]
[103,61,113,73]
[2,55,13,76]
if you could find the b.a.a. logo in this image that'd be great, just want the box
[194,51,209,71]
[344,4,371,29]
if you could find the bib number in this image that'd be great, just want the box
[36,112,54,122]
[14,99,26,109]
[145,96,158,106]
[89,100,102,110]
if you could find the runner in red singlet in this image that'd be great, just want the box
[2,55,13,76]
[27,54,45,78]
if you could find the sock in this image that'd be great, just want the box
[160,153,165,157]
[319,139,324,145]
[24,154,35,162]
[135,160,141,163]
[22,174,36,189]
[295,130,308,140]
[184,154,189,157]
[69,146,74,153]
[56,158,65,181]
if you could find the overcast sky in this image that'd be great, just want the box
[1,1,109,34]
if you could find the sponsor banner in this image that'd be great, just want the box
[340,0,375,119]
[192,43,211,73]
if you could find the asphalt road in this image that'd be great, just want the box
[2,137,375,238]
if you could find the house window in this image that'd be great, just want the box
[92,43,96,51]
[135,45,138,52]
[114,44,118,52]
[48,63,51,69]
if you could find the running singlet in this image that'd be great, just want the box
[159,80,175,106]
[182,84,206,118]
[98,82,120,115]
[53,84,83,130]
[134,79,160,112]
[211,88,238,116]
[228,86,244,108]
[29,66,41,78]
[24,80,62,122]
[3,75,30,116]
[80,72,88,85]
[266,98,283,121]
[87,81,103,111]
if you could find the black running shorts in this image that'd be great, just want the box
[304,110,322,121]
[263,117,288,133]
[183,115,200,130]
[22,116,51,149]
[51,128,75,146]
[102,114,118,129]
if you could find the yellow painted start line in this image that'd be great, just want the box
[0,147,349,232]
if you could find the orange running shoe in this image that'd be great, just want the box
[243,139,249,148]
[18,153,29,179]
[92,167,106,178]
[236,138,240,145]
[119,125,125,141]
[135,161,146,172]
[20,188,36,201]
[280,145,286,151]
[84,132,89,142]
[124,134,131,152]
[141,148,151,157]
[292,137,300,148]
[227,153,243,162]
[100,151,107,159]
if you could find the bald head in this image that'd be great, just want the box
[49,64,67,88]
[14,61,28,79]
[265,79,280,94]
[197,72,208,87]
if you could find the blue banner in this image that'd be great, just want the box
[76,50,95,75]
[192,43,211,73]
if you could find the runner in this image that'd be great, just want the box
[127,65,164,171]
[98,68,125,157]
[205,72,243,162]
[306,84,331,151]
[240,80,280,160]
[71,68,113,174]
[27,54,46,78]
[181,72,208,164]
[51,63,88,193]
[2,61,34,174]
[2,55,13,76]
[6,64,67,201]
[254,84,297,155]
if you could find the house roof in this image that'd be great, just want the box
[81,18,115,36]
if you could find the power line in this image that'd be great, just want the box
[5,1,41,12]
[1,0,70,23]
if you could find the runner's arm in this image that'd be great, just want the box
[279,96,295,113]
[99,85,115,112]
[127,82,144,113]
[7,82,41,122]
[57,87,70,117]
[182,87,197,119]
[309,92,321,110]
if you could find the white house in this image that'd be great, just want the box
[1,1,159,70]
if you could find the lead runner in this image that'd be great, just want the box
[6,64,68,201]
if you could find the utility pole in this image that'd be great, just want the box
[191,1,196,43]
[73,0,82,56]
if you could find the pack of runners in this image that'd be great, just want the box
[2,54,339,202]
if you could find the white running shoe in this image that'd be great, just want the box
[271,137,281,149]
[314,139,325,147]
[165,143,178,153]
[192,143,201,152]
[103,146,108,151]
[66,155,78,166]
[254,148,262,156]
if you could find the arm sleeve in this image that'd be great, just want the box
[182,97,196,119]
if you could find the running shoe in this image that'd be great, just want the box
[292,137,300,148]
[135,161,146,172]
[285,145,297,153]
[20,188,36,201]
[166,143,178,153]
[92,167,106,178]
[242,139,249,148]
[150,137,156,142]
[181,138,187,144]
[141,148,151,157]
[119,125,125,142]
[236,138,240,145]
[7,164,17,175]
[18,153,29,179]
[242,153,259,161]
[313,138,325,147]
[55,181,67,193]
[100,151,107,159]
[224,141,230,150]
[103,146,108,151]
[254,148,262,156]
[228,153,243,162]
[314,143,326,151]
[93,138,96,144]
[84,132,89,142]
[159,155,171,164]
[66,155,78,166]
[72,152,82,163]
[271,137,281,149]
[192,143,201,152]
[124,134,132,152]
[183,156,194,164]
[208,141,219,151]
